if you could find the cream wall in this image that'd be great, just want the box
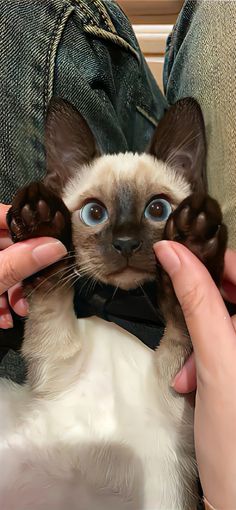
[118,1,183,24]
[118,1,183,90]
[133,24,172,91]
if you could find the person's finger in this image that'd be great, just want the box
[155,242,236,509]
[154,241,236,372]
[0,292,13,329]
[172,317,236,394]
[172,352,197,393]
[232,315,236,331]
[223,249,236,284]
[220,249,236,303]
[0,204,10,229]
[0,237,67,295]
[8,283,29,317]
[0,230,13,250]
[221,280,236,304]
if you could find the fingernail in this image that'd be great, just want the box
[171,369,182,388]
[15,298,29,317]
[32,240,67,267]
[0,314,13,329]
[155,241,181,276]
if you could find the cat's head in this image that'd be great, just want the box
[44,97,206,290]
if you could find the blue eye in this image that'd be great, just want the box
[80,202,108,226]
[144,198,172,222]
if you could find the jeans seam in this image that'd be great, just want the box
[92,0,116,33]
[75,0,98,25]
[136,106,158,127]
[44,3,74,116]
[84,25,140,62]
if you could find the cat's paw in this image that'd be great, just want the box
[163,194,227,284]
[7,182,72,251]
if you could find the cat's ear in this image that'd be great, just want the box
[44,97,100,195]
[148,98,207,193]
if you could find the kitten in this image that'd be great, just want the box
[0,98,227,510]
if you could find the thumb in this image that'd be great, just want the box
[0,237,67,295]
[172,352,197,393]
[154,241,236,372]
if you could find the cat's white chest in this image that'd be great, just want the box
[0,318,192,510]
[71,318,162,438]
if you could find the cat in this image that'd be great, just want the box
[0,97,227,510]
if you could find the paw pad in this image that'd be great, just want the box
[163,193,227,284]
[7,182,72,251]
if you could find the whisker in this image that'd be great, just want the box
[78,276,93,295]
[40,270,81,300]
[111,284,119,300]
[58,273,79,292]
[138,283,164,322]
[86,277,97,296]
[90,277,98,295]
[26,263,77,299]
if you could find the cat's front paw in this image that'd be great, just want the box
[7,182,72,251]
[163,194,227,284]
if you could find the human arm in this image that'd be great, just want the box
[154,242,236,510]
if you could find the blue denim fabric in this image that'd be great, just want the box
[0,0,166,204]
[163,0,197,96]
[164,0,236,249]
[0,0,167,380]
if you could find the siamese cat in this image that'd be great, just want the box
[0,98,227,510]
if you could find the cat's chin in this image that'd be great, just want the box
[105,268,155,291]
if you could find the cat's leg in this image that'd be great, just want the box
[155,194,227,509]
[156,193,227,383]
[7,182,80,395]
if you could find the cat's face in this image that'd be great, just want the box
[44,97,206,290]
[63,154,190,290]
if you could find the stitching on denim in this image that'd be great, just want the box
[92,0,116,34]
[44,4,74,116]
[136,106,158,127]
[112,0,130,24]
[75,0,97,25]
[84,25,140,62]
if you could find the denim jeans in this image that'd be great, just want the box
[0,0,167,379]
[164,0,236,249]
[1,0,235,382]
[0,0,166,204]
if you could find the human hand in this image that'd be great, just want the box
[154,242,236,510]
[170,249,236,394]
[0,203,67,329]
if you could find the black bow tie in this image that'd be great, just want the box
[0,282,164,357]
[74,279,165,350]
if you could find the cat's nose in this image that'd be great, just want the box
[112,237,142,257]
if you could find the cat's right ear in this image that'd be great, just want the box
[44,97,100,196]
[148,98,207,193]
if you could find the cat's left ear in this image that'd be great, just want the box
[44,97,100,196]
[148,98,207,193]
